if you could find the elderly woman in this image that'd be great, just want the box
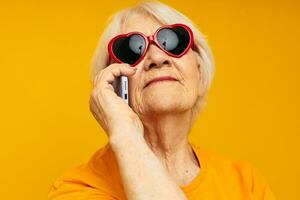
[48,1,276,200]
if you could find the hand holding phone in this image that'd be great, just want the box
[90,63,143,138]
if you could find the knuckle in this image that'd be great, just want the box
[105,63,118,71]
[93,72,102,87]
[91,89,100,100]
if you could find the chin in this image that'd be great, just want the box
[145,94,189,114]
[138,85,196,114]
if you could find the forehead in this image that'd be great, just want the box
[121,13,164,36]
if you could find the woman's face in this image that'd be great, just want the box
[123,14,203,118]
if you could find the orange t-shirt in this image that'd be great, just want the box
[48,141,276,200]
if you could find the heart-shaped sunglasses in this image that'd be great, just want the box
[107,23,195,67]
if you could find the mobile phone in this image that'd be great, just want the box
[112,75,129,105]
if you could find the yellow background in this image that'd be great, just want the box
[0,0,299,199]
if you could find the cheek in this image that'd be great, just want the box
[128,77,145,113]
[180,55,201,100]
[185,74,200,103]
[190,65,201,90]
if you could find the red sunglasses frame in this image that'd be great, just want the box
[107,23,195,67]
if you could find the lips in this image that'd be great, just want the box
[145,76,178,88]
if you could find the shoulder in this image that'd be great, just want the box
[191,142,254,172]
[48,143,125,200]
[192,143,276,199]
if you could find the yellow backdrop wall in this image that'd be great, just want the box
[0,0,299,199]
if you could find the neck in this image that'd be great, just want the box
[140,110,199,173]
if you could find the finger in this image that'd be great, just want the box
[94,64,136,88]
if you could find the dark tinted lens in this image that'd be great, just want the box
[112,34,146,64]
[157,26,190,55]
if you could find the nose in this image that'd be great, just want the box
[143,43,172,71]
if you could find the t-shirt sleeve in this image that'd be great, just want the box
[47,178,118,200]
[251,166,277,200]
